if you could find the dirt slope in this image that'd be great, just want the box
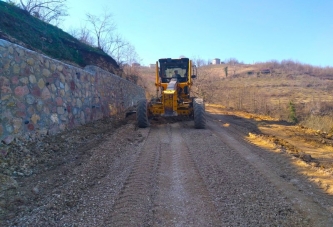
[0,1,120,74]
[1,110,333,226]
[207,105,333,195]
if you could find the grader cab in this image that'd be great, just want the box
[137,58,206,129]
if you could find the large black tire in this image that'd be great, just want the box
[137,99,149,128]
[193,98,206,129]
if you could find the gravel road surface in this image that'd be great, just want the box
[2,113,333,226]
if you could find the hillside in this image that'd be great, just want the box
[138,61,333,132]
[0,1,119,74]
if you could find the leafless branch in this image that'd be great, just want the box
[17,0,68,25]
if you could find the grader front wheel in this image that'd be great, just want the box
[193,98,206,129]
[137,99,149,128]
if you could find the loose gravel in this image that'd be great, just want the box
[1,115,332,226]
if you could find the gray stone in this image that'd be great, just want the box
[0,174,18,191]
[36,99,44,111]
[37,128,48,136]
[16,48,24,57]
[38,78,45,89]
[51,84,57,92]
[29,75,37,83]
[77,98,82,108]
[60,73,65,83]
[8,46,14,54]
[60,113,67,120]
[41,87,51,100]
[57,107,65,115]
[57,65,63,71]
[80,111,85,124]
[26,94,35,104]
[32,187,39,195]
[65,83,69,92]
[73,108,79,115]
[50,64,56,71]
[0,39,10,47]
[2,135,14,144]
[50,113,59,123]
[12,118,22,133]
[13,64,20,74]
[5,124,13,134]
[26,58,34,65]
[19,77,29,84]
[42,68,51,77]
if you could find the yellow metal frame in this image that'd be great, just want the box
[149,59,194,117]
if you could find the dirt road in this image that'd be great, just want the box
[2,109,333,226]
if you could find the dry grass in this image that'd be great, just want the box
[136,61,333,132]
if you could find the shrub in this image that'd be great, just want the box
[288,101,298,123]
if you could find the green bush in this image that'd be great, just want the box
[288,101,298,123]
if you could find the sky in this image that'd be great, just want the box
[60,0,333,67]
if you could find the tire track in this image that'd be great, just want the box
[105,126,161,226]
[152,123,221,226]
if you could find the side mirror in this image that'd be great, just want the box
[191,75,197,79]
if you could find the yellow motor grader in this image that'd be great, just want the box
[137,58,206,129]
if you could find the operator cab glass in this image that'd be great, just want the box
[159,58,189,83]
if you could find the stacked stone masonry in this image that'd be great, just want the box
[0,39,145,143]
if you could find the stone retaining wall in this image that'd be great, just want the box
[0,39,145,143]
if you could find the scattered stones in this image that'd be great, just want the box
[300,153,313,162]
[0,174,18,191]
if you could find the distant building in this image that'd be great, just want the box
[212,58,221,65]
[149,64,155,68]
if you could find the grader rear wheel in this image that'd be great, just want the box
[193,98,206,129]
[137,99,149,128]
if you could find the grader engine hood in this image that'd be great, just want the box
[162,79,178,116]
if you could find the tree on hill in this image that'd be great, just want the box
[85,11,116,51]
[6,0,68,25]
[80,11,140,66]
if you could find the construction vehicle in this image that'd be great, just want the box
[137,58,206,129]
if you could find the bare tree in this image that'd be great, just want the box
[84,12,141,66]
[107,34,129,63]
[14,0,68,25]
[225,58,243,65]
[123,44,141,66]
[68,26,94,45]
[85,11,116,50]
[192,56,206,67]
